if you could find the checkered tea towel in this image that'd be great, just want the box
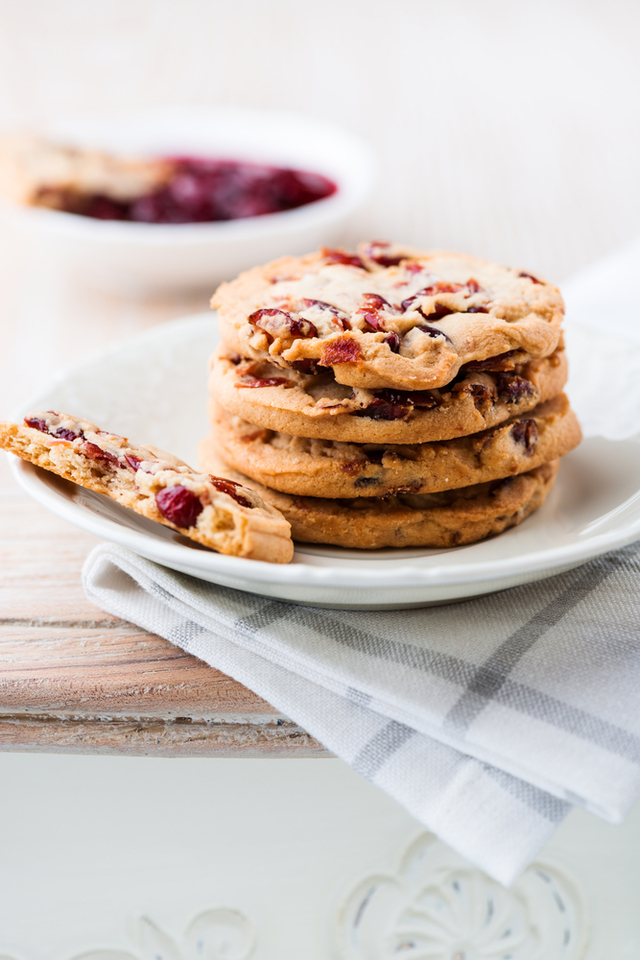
[83,539,640,885]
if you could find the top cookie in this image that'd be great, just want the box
[212,241,565,392]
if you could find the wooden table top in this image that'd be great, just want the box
[0,492,326,757]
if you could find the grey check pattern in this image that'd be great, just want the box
[83,541,640,884]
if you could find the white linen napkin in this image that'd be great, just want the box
[83,237,640,886]
[84,536,640,886]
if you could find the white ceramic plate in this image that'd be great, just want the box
[9,314,640,608]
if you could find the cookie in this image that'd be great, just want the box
[209,393,580,498]
[209,345,567,444]
[212,241,564,391]
[200,437,560,550]
[0,411,293,563]
[0,134,171,208]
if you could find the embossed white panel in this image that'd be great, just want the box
[337,834,587,959]
[0,754,637,958]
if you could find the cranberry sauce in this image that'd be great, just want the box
[69,158,337,223]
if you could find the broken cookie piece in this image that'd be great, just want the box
[0,411,293,563]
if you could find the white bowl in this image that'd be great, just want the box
[1,106,376,295]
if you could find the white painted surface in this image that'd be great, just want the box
[0,752,637,958]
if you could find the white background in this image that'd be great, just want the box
[0,0,639,473]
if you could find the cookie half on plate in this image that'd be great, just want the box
[0,411,293,563]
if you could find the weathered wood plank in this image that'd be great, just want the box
[0,715,325,758]
[0,624,281,719]
[0,494,328,755]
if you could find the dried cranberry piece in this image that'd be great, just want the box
[301,297,339,313]
[248,308,317,342]
[356,397,412,421]
[466,305,489,314]
[463,351,516,373]
[384,332,400,353]
[419,324,453,343]
[237,377,294,388]
[402,281,475,313]
[496,373,535,403]
[518,271,543,284]
[361,292,396,311]
[210,477,254,509]
[402,390,439,409]
[248,308,292,338]
[301,299,351,330]
[24,417,84,440]
[403,262,424,275]
[288,358,317,375]
[320,338,362,366]
[124,454,143,471]
[82,441,121,468]
[290,317,318,338]
[401,291,423,312]
[358,293,400,333]
[25,417,48,432]
[372,254,404,267]
[464,382,494,410]
[510,419,538,453]
[321,247,367,270]
[357,388,437,421]
[427,303,455,320]
[55,427,83,441]
[339,459,365,477]
[156,485,204,527]
[361,241,405,267]
[368,388,437,410]
[423,281,465,296]
[362,313,384,332]
[466,278,485,294]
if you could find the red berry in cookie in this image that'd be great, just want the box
[319,338,363,366]
[320,248,367,270]
[209,477,254,509]
[156,485,204,527]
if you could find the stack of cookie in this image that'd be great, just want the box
[201,241,581,550]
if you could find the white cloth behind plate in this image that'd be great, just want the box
[83,238,640,886]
